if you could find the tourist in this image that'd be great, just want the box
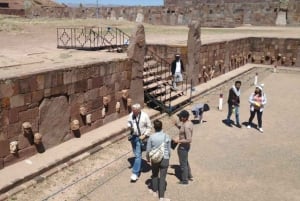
[146,119,171,201]
[247,84,267,132]
[127,103,152,182]
[226,80,242,128]
[171,54,185,90]
[173,110,193,185]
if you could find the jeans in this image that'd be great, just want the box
[177,146,192,183]
[248,109,263,128]
[131,135,142,175]
[226,104,240,125]
[151,159,169,198]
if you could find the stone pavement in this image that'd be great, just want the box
[1,64,300,201]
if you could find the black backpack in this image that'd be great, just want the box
[203,103,210,112]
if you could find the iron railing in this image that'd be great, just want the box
[57,27,130,51]
[144,48,192,115]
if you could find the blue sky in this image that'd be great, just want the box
[55,0,164,6]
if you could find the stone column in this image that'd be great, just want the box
[187,20,201,86]
[127,23,145,106]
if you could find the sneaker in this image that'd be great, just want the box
[236,124,242,128]
[160,198,171,201]
[247,125,251,129]
[177,181,188,185]
[258,127,264,133]
[130,174,138,181]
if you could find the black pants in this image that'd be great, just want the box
[248,109,263,128]
[177,146,192,183]
[151,158,169,198]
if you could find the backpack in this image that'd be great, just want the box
[149,135,166,163]
[203,103,210,112]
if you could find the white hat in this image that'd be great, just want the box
[256,83,264,91]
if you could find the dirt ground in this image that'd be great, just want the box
[1,15,300,74]
[1,15,300,201]
[8,69,300,201]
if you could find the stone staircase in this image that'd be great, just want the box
[143,51,192,115]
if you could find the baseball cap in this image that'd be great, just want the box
[177,110,189,118]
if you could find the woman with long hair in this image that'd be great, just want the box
[247,84,267,132]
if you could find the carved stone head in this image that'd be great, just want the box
[22,122,32,135]
[116,102,121,113]
[79,106,87,116]
[10,141,18,154]
[103,96,110,106]
[121,90,129,99]
[34,133,42,144]
[70,119,80,131]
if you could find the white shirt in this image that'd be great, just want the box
[175,61,181,73]
[127,111,152,136]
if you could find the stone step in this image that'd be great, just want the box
[149,85,172,96]
[157,90,184,103]
[143,80,168,91]
[143,75,161,84]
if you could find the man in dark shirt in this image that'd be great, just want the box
[226,81,242,127]
[171,54,185,90]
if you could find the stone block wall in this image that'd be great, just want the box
[0,59,134,169]
[148,37,300,84]
[20,0,300,27]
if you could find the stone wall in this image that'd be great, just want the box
[0,59,134,169]
[20,0,300,27]
[148,37,299,85]
[0,37,299,169]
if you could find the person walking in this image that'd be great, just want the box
[171,54,185,90]
[127,103,152,182]
[173,110,193,185]
[146,119,171,201]
[247,84,267,133]
[226,80,242,127]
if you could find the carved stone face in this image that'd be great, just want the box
[102,107,106,118]
[103,97,109,106]
[127,98,132,107]
[79,106,87,116]
[122,90,129,99]
[10,141,18,154]
[22,122,32,135]
[34,133,42,144]
[70,119,80,131]
[116,102,121,113]
[86,114,92,124]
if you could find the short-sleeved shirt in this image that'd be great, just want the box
[178,121,193,149]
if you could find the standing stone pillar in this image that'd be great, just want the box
[127,23,145,106]
[187,20,202,86]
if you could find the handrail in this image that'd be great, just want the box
[57,27,129,51]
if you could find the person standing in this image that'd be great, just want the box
[247,84,267,132]
[173,110,193,185]
[146,119,171,201]
[127,103,152,182]
[171,54,185,90]
[226,81,242,128]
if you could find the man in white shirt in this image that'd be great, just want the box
[171,54,185,90]
[127,103,152,182]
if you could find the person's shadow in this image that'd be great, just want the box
[127,157,151,173]
[168,164,181,181]
[222,119,235,127]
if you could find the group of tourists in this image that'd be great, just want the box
[126,53,267,201]
[127,104,193,201]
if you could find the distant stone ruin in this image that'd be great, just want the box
[1,0,300,27]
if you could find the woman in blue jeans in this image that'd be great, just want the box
[146,119,171,201]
